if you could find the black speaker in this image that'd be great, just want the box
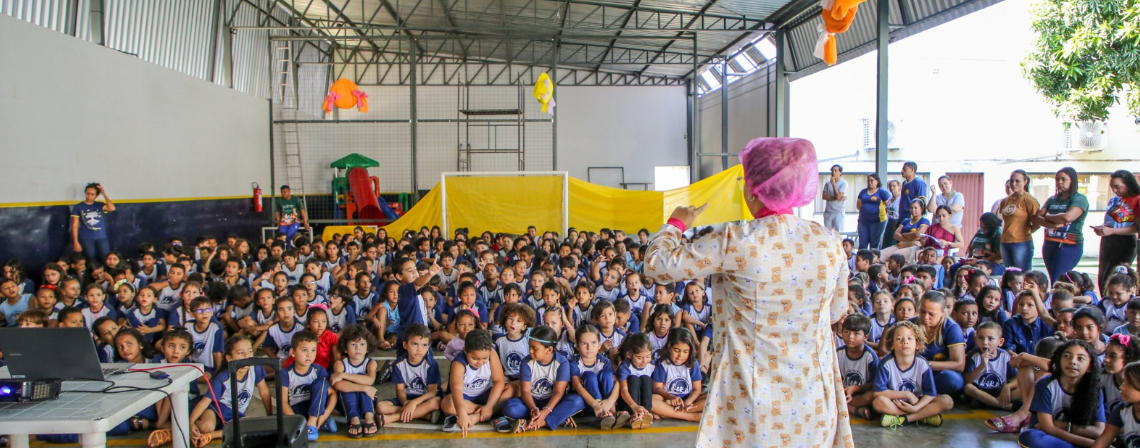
[222,358,308,448]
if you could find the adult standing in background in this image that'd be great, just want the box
[646,137,853,448]
[898,161,928,226]
[70,183,115,263]
[991,180,1012,215]
[1034,167,1089,284]
[275,185,309,247]
[822,164,847,233]
[856,174,892,249]
[998,170,1039,272]
[929,176,965,228]
[883,179,902,247]
[1092,170,1139,293]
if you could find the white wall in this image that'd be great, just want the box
[556,86,690,188]
[0,13,270,204]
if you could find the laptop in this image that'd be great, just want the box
[0,327,117,381]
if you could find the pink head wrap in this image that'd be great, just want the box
[738,137,819,213]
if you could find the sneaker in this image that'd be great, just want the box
[441,415,459,433]
[493,416,513,433]
[430,410,442,424]
[880,414,905,430]
[918,414,943,427]
[320,418,337,433]
[307,425,319,442]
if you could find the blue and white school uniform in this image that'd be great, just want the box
[594,285,620,303]
[978,308,1009,327]
[281,364,330,418]
[281,264,303,286]
[873,354,937,398]
[1103,372,1124,413]
[502,353,583,430]
[81,306,118,331]
[188,322,225,370]
[648,331,668,359]
[617,360,655,382]
[253,309,275,326]
[264,321,304,358]
[598,326,626,349]
[327,306,356,334]
[1100,300,1129,336]
[571,355,615,400]
[554,330,575,359]
[155,284,184,313]
[207,367,267,423]
[391,356,441,405]
[125,307,166,342]
[479,284,503,308]
[1106,403,1140,445]
[230,302,255,324]
[652,359,702,399]
[352,291,376,322]
[453,351,493,405]
[964,349,1015,396]
[869,315,895,343]
[838,345,880,387]
[570,304,594,328]
[495,334,529,380]
[336,357,376,419]
[622,293,648,317]
[1026,375,1106,429]
[683,302,712,333]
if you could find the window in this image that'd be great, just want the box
[1027,173,1112,211]
[733,53,757,72]
[655,166,691,191]
[814,173,929,214]
[700,70,721,90]
[755,38,777,61]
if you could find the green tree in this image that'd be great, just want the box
[1022,0,1140,121]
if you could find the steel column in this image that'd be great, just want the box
[552,40,560,170]
[773,29,790,138]
[690,33,698,183]
[207,0,223,83]
[721,57,729,170]
[410,36,420,196]
[875,0,890,180]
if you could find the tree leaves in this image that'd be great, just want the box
[1023,0,1140,121]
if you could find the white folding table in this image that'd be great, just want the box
[0,363,202,448]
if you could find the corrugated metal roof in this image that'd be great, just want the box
[783,0,1002,80]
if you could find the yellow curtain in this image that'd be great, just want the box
[380,166,750,236]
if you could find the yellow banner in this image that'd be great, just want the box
[380,166,750,237]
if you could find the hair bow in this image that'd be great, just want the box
[1005,267,1023,273]
[1111,333,1132,347]
[308,303,329,311]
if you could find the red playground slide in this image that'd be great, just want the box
[347,167,383,221]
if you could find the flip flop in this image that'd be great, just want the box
[347,423,363,439]
[131,416,152,431]
[147,429,171,447]
[614,411,632,429]
[854,407,872,420]
[599,414,617,430]
[363,422,378,437]
[985,416,1020,433]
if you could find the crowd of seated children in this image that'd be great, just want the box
[837,232,1140,447]
[3,220,1139,446]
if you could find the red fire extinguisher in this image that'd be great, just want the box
[252,182,263,212]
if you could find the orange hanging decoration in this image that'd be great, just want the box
[322,78,370,113]
[813,0,867,66]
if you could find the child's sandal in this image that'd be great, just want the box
[347,424,363,439]
[363,422,378,437]
[131,416,152,431]
[147,429,172,447]
[854,407,872,420]
[562,417,577,429]
[193,433,212,448]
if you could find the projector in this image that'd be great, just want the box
[0,379,62,402]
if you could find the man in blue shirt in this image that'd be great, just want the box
[898,161,928,222]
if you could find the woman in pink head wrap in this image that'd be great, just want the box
[645,137,854,448]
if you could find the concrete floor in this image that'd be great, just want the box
[32,349,1026,447]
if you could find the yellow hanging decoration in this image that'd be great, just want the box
[533,72,556,114]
